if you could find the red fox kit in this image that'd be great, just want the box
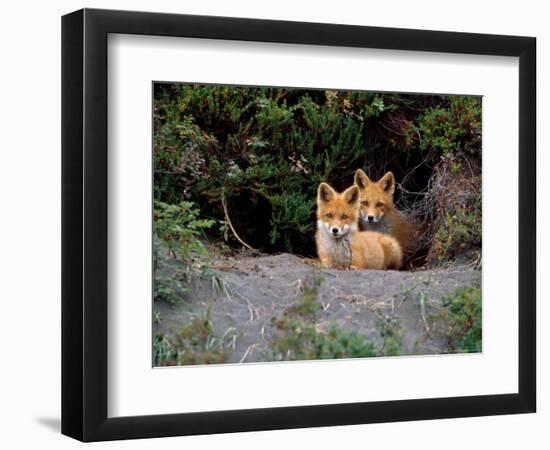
[354,169,418,257]
[315,182,403,270]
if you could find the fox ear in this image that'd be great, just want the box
[379,171,395,194]
[343,185,360,207]
[354,169,371,189]
[318,182,336,203]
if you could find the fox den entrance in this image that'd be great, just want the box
[154,83,481,270]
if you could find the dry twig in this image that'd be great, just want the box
[221,188,257,252]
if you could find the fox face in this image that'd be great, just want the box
[317,183,360,238]
[354,169,395,224]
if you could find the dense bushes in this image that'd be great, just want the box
[154,83,481,265]
[419,96,482,156]
[420,97,482,264]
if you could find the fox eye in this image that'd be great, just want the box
[341,214,348,220]
[376,202,384,208]
[361,201,369,206]
[326,213,333,218]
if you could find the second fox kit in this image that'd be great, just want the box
[316,182,403,270]
[354,169,418,257]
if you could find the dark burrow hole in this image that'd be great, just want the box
[219,151,438,266]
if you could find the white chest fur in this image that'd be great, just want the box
[317,224,352,268]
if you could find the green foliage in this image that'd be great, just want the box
[416,97,482,265]
[154,200,215,260]
[434,286,482,353]
[153,236,190,303]
[271,315,379,361]
[154,87,221,203]
[378,316,404,356]
[435,205,482,263]
[155,85,432,256]
[419,96,482,156]
[154,84,482,262]
[153,306,237,366]
[316,327,378,359]
[153,333,175,366]
[428,156,482,264]
[152,202,232,304]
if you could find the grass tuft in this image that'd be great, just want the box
[153,306,237,366]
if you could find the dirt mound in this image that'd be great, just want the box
[154,253,481,364]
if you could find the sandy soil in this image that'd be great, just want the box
[154,252,481,364]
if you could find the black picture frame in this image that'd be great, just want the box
[62,8,536,442]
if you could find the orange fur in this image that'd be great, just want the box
[315,183,403,270]
[354,169,419,257]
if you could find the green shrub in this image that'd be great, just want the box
[419,96,482,156]
[154,200,215,260]
[435,205,482,263]
[154,85,424,256]
[435,286,482,353]
[153,201,216,303]
[417,97,482,266]
[154,83,483,263]
[153,112,217,204]
[427,155,482,264]
[315,327,379,359]
[271,315,379,361]
[378,316,404,356]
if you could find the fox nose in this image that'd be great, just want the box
[332,227,339,235]
[367,215,374,222]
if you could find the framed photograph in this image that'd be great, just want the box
[62,8,536,442]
